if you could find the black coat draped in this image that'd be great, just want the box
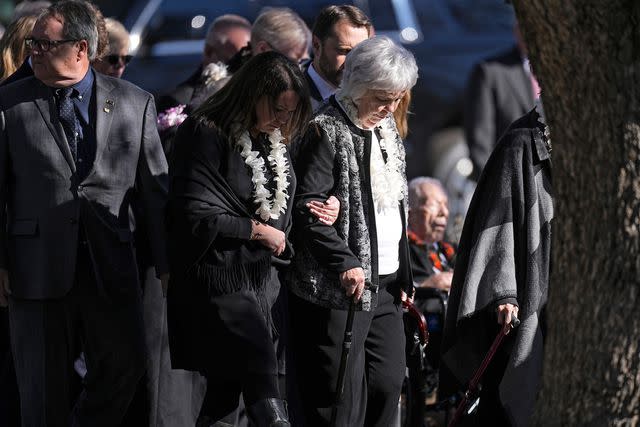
[440,108,553,426]
[166,116,295,370]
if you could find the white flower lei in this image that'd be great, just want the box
[237,129,290,221]
[201,61,229,86]
[370,118,405,211]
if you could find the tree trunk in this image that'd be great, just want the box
[511,1,640,425]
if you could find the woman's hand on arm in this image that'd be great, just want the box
[307,195,340,226]
[294,125,359,273]
[251,220,286,256]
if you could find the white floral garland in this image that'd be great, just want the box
[335,93,405,211]
[371,118,405,211]
[237,129,290,221]
[201,61,228,86]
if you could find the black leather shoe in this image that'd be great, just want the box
[246,398,290,427]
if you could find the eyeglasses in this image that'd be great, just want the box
[105,55,133,66]
[25,38,79,52]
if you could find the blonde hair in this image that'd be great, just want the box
[0,15,37,81]
[394,90,412,139]
[105,18,129,53]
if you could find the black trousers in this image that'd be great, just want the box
[288,273,406,427]
[8,244,146,427]
[198,280,281,422]
[0,308,20,426]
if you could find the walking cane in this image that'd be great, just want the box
[330,295,357,427]
[402,299,429,346]
[402,299,429,427]
[448,315,520,427]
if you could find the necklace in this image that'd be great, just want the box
[237,129,290,221]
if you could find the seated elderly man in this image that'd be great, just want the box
[406,177,456,398]
[407,177,456,292]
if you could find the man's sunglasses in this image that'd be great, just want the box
[104,55,133,65]
[25,38,79,52]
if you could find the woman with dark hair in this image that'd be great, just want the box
[166,52,324,427]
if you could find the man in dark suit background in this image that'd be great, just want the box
[156,14,251,113]
[303,5,371,111]
[464,25,541,181]
[0,1,169,426]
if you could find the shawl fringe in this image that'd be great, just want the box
[189,255,274,330]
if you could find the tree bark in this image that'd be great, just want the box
[511,1,640,425]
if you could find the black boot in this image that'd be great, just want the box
[246,398,290,427]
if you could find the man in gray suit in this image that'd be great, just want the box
[0,1,169,426]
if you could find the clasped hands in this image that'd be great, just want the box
[251,195,341,256]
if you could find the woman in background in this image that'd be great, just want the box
[394,90,412,139]
[0,15,36,81]
[92,18,131,79]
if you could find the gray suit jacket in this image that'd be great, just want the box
[0,71,169,299]
[464,47,535,180]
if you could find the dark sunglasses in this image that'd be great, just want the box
[25,37,79,52]
[105,55,133,65]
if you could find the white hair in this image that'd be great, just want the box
[251,8,310,55]
[338,36,418,101]
[408,177,447,209]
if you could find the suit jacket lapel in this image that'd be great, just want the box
[33,81,76,172]
[93,73,117,171]
[304,67,323,105]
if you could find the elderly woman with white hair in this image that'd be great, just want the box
[287,36,418,426]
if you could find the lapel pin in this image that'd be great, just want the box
[104,99,114,113]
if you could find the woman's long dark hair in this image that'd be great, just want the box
[193,51,311,143]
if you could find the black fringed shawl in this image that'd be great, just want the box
[166,116,294,370]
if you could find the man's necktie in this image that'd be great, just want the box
[56,87,78,161]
